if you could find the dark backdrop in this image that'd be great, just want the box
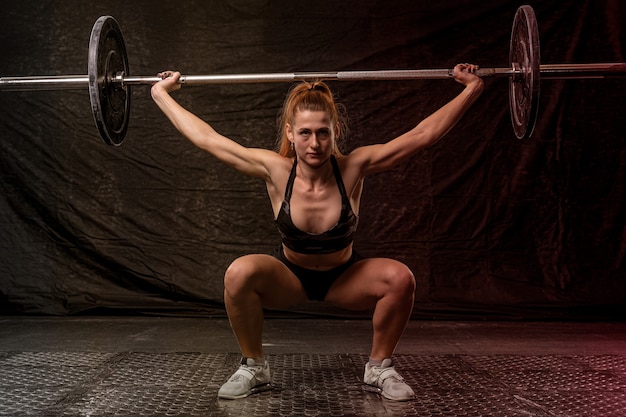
[1,0,625,319]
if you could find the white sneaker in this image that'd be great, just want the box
[363,358,415,401]
[218,357,271,399]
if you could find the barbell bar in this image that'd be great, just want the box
[2,63,623,91]
[0,6,625,146]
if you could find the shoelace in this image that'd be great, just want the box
[229,365,261,382]
[376,367,405,385]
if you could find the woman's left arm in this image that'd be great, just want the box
[353,63,484,176]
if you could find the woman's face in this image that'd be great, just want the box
[286,110,335,166]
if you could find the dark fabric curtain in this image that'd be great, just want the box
[1,0,625,319]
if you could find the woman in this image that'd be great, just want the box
[151,64,483,401]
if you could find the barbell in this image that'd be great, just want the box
[1,5,625,146]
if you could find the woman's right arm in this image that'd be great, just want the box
[150,71,275,179]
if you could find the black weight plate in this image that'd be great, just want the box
[509,5,540,139]
[88,16,130,146]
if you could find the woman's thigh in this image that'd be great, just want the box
[225,254,308,309]
[323,258,415,310]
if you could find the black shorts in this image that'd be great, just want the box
[273,246,363,301]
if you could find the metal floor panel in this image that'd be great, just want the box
[1,351,625,416]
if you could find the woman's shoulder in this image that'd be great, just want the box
[334,147,370,169]
[264,153,294,178]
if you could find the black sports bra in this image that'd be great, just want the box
[275,155,358,254]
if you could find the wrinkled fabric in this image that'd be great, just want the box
[0,0,624,317]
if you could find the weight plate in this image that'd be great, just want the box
[88,16,130,146]
[509,5,540,139]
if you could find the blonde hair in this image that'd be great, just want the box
[275,81,347,157]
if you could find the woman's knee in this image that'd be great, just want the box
[385,262,416,295]
[224,256,258,295]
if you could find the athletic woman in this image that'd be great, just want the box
[151,64,483,400]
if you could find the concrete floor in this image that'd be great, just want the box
[1,317,625,416]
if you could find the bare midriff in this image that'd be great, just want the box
[282,243,353,271]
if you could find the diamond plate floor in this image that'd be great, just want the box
[1,318,625,416]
